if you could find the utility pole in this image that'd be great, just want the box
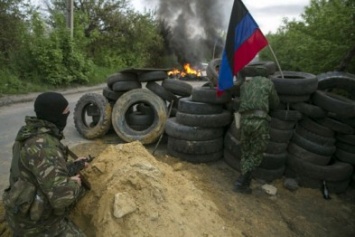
[67,0,74,38]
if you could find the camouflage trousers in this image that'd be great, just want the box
[240,117,270,175]
[10,217,86,237]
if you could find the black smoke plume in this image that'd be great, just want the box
[153,0,232,67]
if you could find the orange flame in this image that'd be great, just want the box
[168,63,202,78]
[184,63,201,77]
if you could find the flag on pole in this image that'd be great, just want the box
[218,0,268,92]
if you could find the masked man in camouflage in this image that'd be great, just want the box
[234,70,280,194]
[3,92,87,236]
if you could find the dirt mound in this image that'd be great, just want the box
[71,141,241,237]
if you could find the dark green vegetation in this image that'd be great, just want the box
[260,0,355,75]
[0,0,354,94]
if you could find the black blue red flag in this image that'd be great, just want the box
[218,0,268,92]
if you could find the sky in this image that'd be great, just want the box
[30,0,310,33]
[132,0,310,34]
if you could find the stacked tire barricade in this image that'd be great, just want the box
[203,59,355,193]
[73,62,355,194]
[165,87,233,163]
[73,69,193,144]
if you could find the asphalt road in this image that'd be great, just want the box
[0,80,206,193]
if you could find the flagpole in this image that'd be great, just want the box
[267,44,284,78]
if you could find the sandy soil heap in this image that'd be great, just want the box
[71,141,240,237]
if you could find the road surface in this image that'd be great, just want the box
[0,80,206,192]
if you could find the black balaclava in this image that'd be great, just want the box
[34,92,69,131]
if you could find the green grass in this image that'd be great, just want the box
[0,66,118,96]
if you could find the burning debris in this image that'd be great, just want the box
[168,63,205,80]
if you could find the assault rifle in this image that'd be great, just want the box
[66,147,94,190]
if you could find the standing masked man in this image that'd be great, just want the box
[3,92,87,236]
[234,69,280,194]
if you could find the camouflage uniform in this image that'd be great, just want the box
[238,76,279,175]
[3,116,86,237]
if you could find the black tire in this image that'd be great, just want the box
[295,125,335,146]
[336,142,355,153]
[178,97,223,115]
[107,72,137,89]
[253,166,285,183]
[260,153,287,170]
[287,142,331,166]
[242,61,276,77]
[168,137,223,154]
[291,132,336,156]
[168,146,223,163]
[270,117,296,130]
[316,117,354,135]
[312,90,355,118]
[290,102,327,119]
[265,141,288,154]
[270,128,294,143]
[74,93,112,139]
[146,81,177,102]
[112,80,142,92]
[227,120,241,140]
[191,87,232,104]
[176,110,232,128]
[270,71,318,95]
[336,135,355,145]
[335,149,355,165]
[162,79,193,97]
[299,118,335,137]
[317,71,355,94]
[224,149,241,171]
[224,131,241,157]
[278,94,310,104]
[125,111,154,126]
[165,118,224,141]
[138,71,167,82]
[287,154,353,181]
[102,87,124,102]
[270,110,303,121]
[112,89,167,144]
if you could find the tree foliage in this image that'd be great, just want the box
[0,0,165,93]
[260,0,355,74]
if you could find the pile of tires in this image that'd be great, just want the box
[165,87,232,163]
[74,69,193,144]
[280,71,355,193]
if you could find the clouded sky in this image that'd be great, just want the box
[132,0,310,33]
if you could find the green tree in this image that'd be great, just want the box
[47,0,164,68]
[0,0,26,67]
[260,0,355,74]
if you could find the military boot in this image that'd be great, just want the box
[234,171,252,194]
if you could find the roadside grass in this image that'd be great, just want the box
[0,66,117,96]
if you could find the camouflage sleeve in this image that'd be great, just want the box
[269,82,280,110]
[23,144,83,209]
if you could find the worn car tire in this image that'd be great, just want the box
[165,118,224,141]
[176,110,232,128]
[112,89,167,144]
[312,90,355,118]
[107,72,138,89]
[270,71,318,95]
[178,97,223,115]
[162,79,193,97]
[192,87,232,105]
[74,93,112,139]
[138,71,168,82]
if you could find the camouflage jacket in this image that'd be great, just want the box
[239,76,279,120]
[6,116,83,234]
